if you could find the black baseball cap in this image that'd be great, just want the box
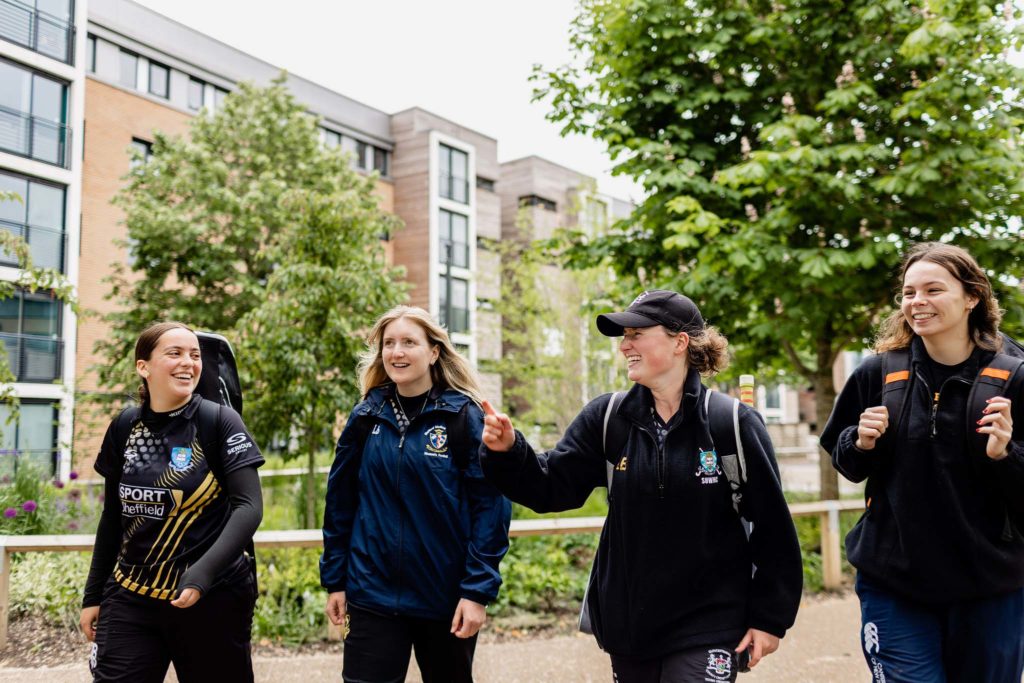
[596,290,704,337]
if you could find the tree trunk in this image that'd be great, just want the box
[305,443,316,529]
[813,371,839,500]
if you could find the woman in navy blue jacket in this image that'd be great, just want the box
[821,243,1024,683]
[320,306,511,683]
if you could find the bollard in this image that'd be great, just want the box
[739,374,755,407]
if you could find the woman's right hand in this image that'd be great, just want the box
[481,401,515,452]
[855,406,889,451]
[80,606,100,642]
[326,591,347,626]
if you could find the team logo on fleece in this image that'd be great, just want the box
[696,448,721,485]
[424,425,449,458]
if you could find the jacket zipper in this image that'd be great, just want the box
[922,373,971,439]
[394,421,406,612]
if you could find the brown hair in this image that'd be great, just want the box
[663,325,731,376]
[134,321,195,404]
[357,306,484,405]
[874,242,1002,353]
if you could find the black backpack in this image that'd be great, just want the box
[880,333,1024,460]
[196,331,243,416]
[578,388,755,634]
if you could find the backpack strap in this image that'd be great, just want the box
[705,389,752,541]
[966,353,1024,461]
[448,402,474,471]
[111,405,142,476]
[880,349,912,447]
[601,392,626,491]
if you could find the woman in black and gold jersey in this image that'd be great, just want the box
[80,322,264,683]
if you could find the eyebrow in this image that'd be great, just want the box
[163,345,200,352]
[904,281,947,289]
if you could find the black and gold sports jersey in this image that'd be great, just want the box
[94,395,263,600]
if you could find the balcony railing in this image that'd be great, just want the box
[0,104,71,168]
[0,218,67,272]
[439,173,469,204]
[0,332,62,382]
[440,238,469,269]
[0,0,75,64]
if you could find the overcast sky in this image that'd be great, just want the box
[131,0,645,202]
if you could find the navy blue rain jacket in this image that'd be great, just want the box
[320,384,511,620]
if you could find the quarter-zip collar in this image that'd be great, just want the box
[353,382,469,430]
[616,366,704,427]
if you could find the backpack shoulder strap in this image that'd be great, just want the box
[196,399,225,482]
[449,402,473,471]
[110,405,142,477]
[602,392,626,491]
[880,349,912,445]
[966,353,1024,460]
[705,390,744,515]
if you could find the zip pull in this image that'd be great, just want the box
[398,434,405,449]
[930,392,939,439]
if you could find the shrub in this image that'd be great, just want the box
[10,552,91,630]
[0,465,100,536]
[253,548,327,644]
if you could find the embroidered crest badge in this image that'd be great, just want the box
[424,425,449,458]
[705,649,733,681]
[696,449,721,476]
[169,447,193,471]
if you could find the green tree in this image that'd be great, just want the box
[0,191,76,449]
[239,186,405,528]
[537,0,1024,498]
[96,76,406,521]
[487,197,625,443]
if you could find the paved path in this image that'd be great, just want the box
[0,594,865,682]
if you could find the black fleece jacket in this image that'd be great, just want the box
[481,370,802,659]
[820,337,1024,603]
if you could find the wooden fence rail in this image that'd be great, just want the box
[0,500,864,650]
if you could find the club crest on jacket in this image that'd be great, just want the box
[424,425,449,458]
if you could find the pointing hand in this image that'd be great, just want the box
[481,400,515,452]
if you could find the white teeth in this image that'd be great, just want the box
[912,313,935,320]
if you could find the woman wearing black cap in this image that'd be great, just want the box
[480,290,802,682]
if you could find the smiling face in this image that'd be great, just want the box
[619,325,687,388]
[136,327,202,411]
[381,316,439,396]
[901,260,978,344]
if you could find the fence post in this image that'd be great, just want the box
[820,501,842,590]
[0,537,9,649]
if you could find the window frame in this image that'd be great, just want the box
[147,60,169,99]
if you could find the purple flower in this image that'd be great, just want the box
[66,521,78,530]
[69,471,79,480]
[52,480,65,489]
[3,507,17,518]
[1,475,10,484]
[21,500,37,513]
[69,488,81,500]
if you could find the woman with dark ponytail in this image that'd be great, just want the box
[80,322,264,682]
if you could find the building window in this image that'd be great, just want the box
[213,86,228,111]
[118,49,138,88]
[0,59,69,167]
[187,77,204,111]
[339,136,365,169]
[519,194,557,212]
[373,147,389,176]
[0,0,75,64]
[0,171,66,272]
[476,176,495,192]
[320,127,341,148]
[439,209,469,268]
[0,290,63,383]
[87,34,96,72]
[129,138,152,170]
[148,61,169,99]
[0,400,59,477]
[438,275,470,334]
[439,144,468,203]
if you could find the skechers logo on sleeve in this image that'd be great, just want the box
[225,432,254,456]
[119,484,181,519]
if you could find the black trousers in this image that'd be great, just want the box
[90,572,256,683]
[342,603,478,683]
[610,643,744,683]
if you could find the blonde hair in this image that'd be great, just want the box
[875,242,1002,353]
[663,325,730,377]
[358,306,485,404]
